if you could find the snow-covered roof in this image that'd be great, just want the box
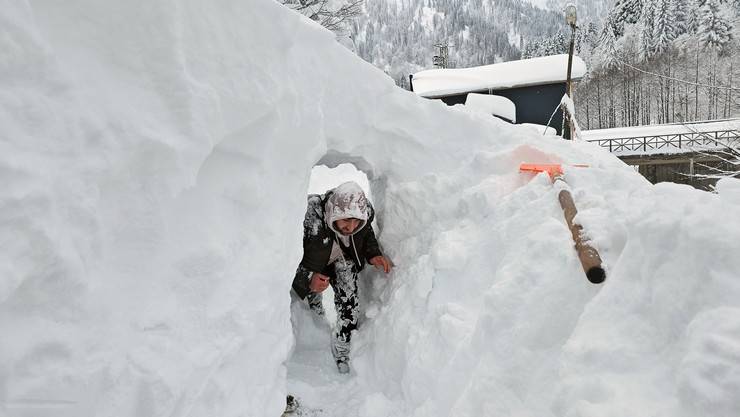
[412,54,587,98]
[463,93,516,122]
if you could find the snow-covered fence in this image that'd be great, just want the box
[583,120,740,188]
[586,128,740,156]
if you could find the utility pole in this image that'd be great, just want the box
[433,43,455,69]
[563,4,577,140]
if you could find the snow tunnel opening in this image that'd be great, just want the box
[308,162,372,199]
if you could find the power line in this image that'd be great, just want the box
[613,56,740,92]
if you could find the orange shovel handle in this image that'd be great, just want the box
[519,163,563,179]
[519,163,590,180]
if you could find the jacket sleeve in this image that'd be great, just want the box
[299,195,327,273]
[291,264,313,300]
[362,201,383,261]
[363,224,383,261]
[292,196,322,299]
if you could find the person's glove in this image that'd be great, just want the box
[369,256,393,274]
[309,272,330,293]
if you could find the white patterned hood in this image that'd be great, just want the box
[325,181,369,237]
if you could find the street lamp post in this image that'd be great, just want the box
[563,3,577,140]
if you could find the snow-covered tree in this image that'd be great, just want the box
[638,0,657,59]
[697,0,734,51]
[519,30,569,59]
[280,0,363,33]
[576,0,740,129]
[613,0,644,35]
[673,0,694,34]
[594,22,621,71]
[552,32,568,54]
[653,0,678,53]
[600,10,621,43]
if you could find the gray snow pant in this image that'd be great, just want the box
[304,258,359,344]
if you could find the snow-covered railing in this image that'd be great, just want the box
[586,129,740,157]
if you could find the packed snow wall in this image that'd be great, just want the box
[2,1,740,417]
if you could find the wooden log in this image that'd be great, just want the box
[557,184,606,284]
[519,163,607,284]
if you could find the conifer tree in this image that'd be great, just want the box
[597,22,620,70]
[653,0,678,53]
[673,0,692,34]
[638,0,657,59]
[599,13,620,46]
[697,0,733,51]
[552,32,567,54]
[614,0,644,34]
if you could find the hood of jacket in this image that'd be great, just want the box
[324,181,370,237]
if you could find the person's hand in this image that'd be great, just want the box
[309,273,330,293]
[369,256,392,274]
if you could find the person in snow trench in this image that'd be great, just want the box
[291,181,392,373]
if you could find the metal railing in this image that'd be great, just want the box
[587,129,740,154]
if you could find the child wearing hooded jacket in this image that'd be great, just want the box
[291,181,392,373]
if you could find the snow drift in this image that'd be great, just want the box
[2,1,740,417]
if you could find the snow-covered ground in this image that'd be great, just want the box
[463,93,517,123]
[2,2,740,417]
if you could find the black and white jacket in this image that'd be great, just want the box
[291,184,383,299]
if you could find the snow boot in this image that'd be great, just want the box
[331,338,351,374]
[307,292,325,316]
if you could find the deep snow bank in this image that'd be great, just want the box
[2,1,740,417]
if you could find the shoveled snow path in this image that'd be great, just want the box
[287,162,382,417]
[286,292,369,417]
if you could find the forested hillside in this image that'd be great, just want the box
[350,0,740,129]
[573,0,740,129]
[281,0,739,129]
[349,0,578,87]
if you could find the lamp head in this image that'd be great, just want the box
[565,3,577,27]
